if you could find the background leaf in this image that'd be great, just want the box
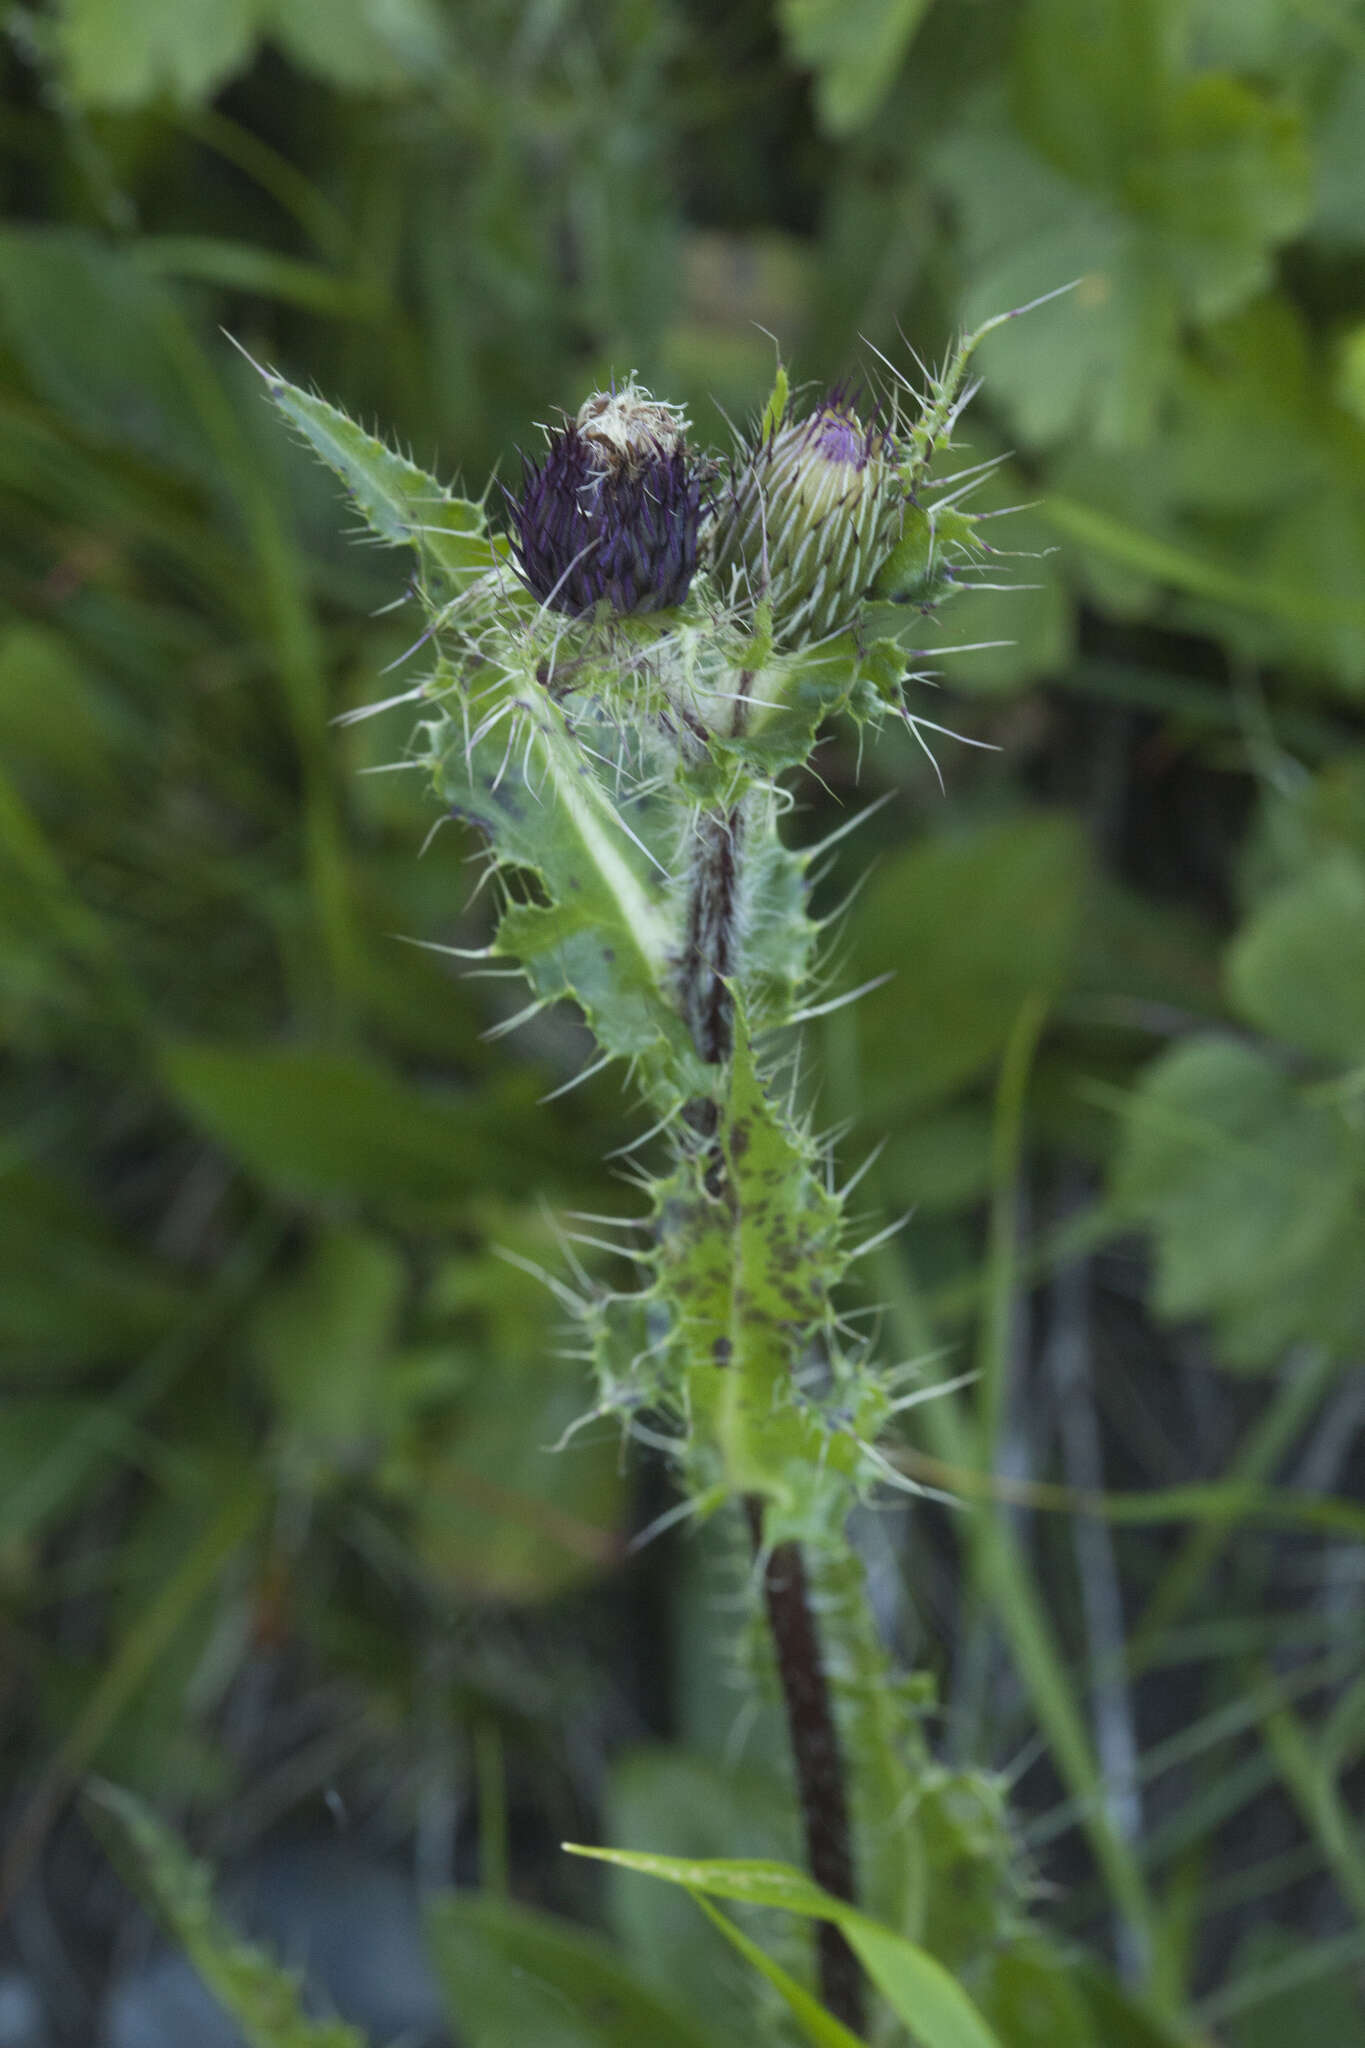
[1227,853,1365,1064]
[777,0,935,135]
[425,1891,728,2048]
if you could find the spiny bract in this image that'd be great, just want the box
[708,396,907,646]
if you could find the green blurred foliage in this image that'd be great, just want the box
[3,0,1365,2041]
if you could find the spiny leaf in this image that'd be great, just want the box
[427,684,714,1112]
[721,1015,845,1373]
[591,1007,881,1513]
[162,1040,557,1215]
[255,364,498,597]
[719,642,866,778]
[732,808,818,1033]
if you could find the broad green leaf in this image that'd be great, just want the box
[259,370,497,599]
[1252,476,1365,690]
[1033,300,1365,690]
[87,1785,365,2048]
[880,1106,996,1215]
[249,1230,405,1480]
[850,812,1084,1118]
[162,1041,554,1214]
[1144,74,1309,311]
[1210,1208,1365,1374]
[777,0,935,136]
[398,1358,625,1603]
[1012,0,1167,193]
[56,0,260,107]
[0,230,222,480]
[931,99,1178,449]
[565,1849,1006,2048]
[1110,1038,1364,1367]
[269,0,448,90]
[389,1222,624,1600]
[55,0,446,105]
[1185,0,1301,73]
[1228,854,1365,1066]
[425,1891,726,2048]
[1161,295,1317,517]
[934,51,1308,452]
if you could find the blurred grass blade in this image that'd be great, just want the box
[1258,1686,1365,1929]
[1130,1346,1342,1663]
[133,237,386,320]
[1044,496,1365,633]
[566,1848,1006,2048]
[692,1893,864,2048]
[87,1784,365,2048]
[1,1480,262,1912]
[1194,1929,1365,2031]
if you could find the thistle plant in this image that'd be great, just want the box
[252,291,1067,2041]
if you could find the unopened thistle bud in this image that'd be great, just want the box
[507,384,708,619]
[709,399,905,645]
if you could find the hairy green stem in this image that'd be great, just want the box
[676,770,865,2029]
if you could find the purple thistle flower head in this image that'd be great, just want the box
[507,385,709,619]
[709,391,904,645]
